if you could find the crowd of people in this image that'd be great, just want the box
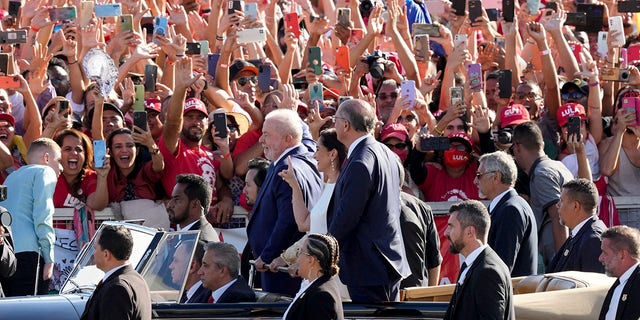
[0,0,637,318]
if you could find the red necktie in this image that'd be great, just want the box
[208,295,215,303]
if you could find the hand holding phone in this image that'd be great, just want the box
[567,116,581,141]
[93,140,107,168]
[213,112,228,138]
[400,80,416,108]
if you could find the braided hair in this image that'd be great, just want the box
[306,233,340,276]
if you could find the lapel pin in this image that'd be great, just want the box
[564,249,569,256]
[622,294,627,301]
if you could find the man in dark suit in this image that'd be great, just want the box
[81,225,151,320]
[170,240,211,303]
[599,226,640,320]
[198,242,255,303]
[328,99,410,302]
[476,151,538,277]
[444,200,514,320]
[548,179,606,273]
[167,174,219,243]
[0,222,16,297]
[247,109,323,296]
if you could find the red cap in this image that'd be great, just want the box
[183,98,208,116]
[0,113,15,127]
[145,98,162,113]
[557,103,587,127]
[448,132,473,150]
[379,123,409,142]
[500,104,530,129]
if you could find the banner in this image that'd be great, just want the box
[50,228,80,292]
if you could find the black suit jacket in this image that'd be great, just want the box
[185,283,211,303]
[548,216,606,273]
[328,135,410,287]
[599,265,640,320]
[444,247,514,320]
[188,216,219,243]
[399,192,441,288]
[0,231,16,297]
[80,265,152,320]
[488,189,538,277]
[217,276,256,303]
[284,275,344,320]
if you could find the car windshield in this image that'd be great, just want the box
[140,231,200,303]
[60,222,157,294]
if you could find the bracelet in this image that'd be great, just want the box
[433,126,444,136]
[526,39,536,45]
[540,49,550,56]
[216,35,224,41]
[588,81,599,87]
[166,59,174,65]
[68,59,78,65]
[220,152,231,159]
[30,26,39,32]
[219,63,228,69]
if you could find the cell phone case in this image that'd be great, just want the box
[153,16,169,36]
[498,70,512,98]
[244,3,258,20]
[469,0,483,22]
[309,83,323,103]
[144,65,157,92]
[337,8,351,26]
[285,13,301,37]
[414,35,430,60]
[236,28,266,44]
[401,80,416,107]
[213,113,228,138]
[503,0,515,22]
[468,63,482,92]
[0,30,27,44]
[94,4,122,18]
[452,0,465,15]
[336,46,350,72]
[597,31,608,58]
[0,76,19,89]
[199,40,209,58]
[208,53,221,78]
[450,87,464,105]
[308,47,322,75]
[567,116,581,141]
[49,7,77,21]
[609,16,625,47]
[0,54,9,76]
[134,85,145,111]
[133,110,148,131]
[185,42,201,55]
[120,14,133,32]
[228,0,243,15]
[258,65,272,92]
[93,140,106,168]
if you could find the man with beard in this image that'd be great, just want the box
[443,200,514,320]
[160,58,234,224]
[247,109,323,296]
[166,174,218,243]
[598,226,640,320]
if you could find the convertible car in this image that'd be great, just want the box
[0,222,447,319]
[0,221,615,320]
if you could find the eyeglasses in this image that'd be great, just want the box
[476,171,495,178]
[237,76,258,86]
[508,142,518,155]
[450,144,467,152]
[385,142,407,150]
[397,114,416,122]
[378,92,399,100]
[561,91,585,101]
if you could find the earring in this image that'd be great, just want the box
[330,159,336,171]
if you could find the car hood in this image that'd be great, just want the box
[0,293,89,320]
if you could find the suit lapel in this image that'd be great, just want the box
[490,190,515,215]
[616,266,640,318]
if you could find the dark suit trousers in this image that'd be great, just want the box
[5,252,49,296]
[347,278,401,303]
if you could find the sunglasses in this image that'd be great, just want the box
[237,76,258,86]
[378,92,399,100]
[561,91,585,100]
[397,114,416,122]
[385,142,407,149]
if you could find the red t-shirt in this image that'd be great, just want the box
[53,170,98,208]
[420,161,481,202]
[232,129,261,157]
[107,160,163,203]
[159,137,220,204]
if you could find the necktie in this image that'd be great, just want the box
[208,295,215,303]
[445,262,468,318]
[457,262,468,283]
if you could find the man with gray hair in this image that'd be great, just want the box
[329,99,410,302]
[247,109,323,296]
[444,200,514,320]
[197,242,255,303]
[475,151,538,276]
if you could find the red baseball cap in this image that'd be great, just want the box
[183,98,208,116]
[448,132,473,150]
[379,123,409,142]
[145,98,162,113]
[557,103,587,127]
[0,113,15,127]
[500,104,530,129]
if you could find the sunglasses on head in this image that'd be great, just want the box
[237,76,258,86]
[385,142,407,150]
[561,91,585,100]
[397,114,416,122]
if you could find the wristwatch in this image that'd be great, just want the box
[151,146,160,155]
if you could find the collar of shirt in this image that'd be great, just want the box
[211,278,238,302]
[347,135,369,158]
[619,263,640,287]
[186,280,203,301]
[178,220,198,231]
[274,144,302,166]
[459,244,488,284]
[488,188,512,213]
[102,264,128,283]
[571,216,593,238]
